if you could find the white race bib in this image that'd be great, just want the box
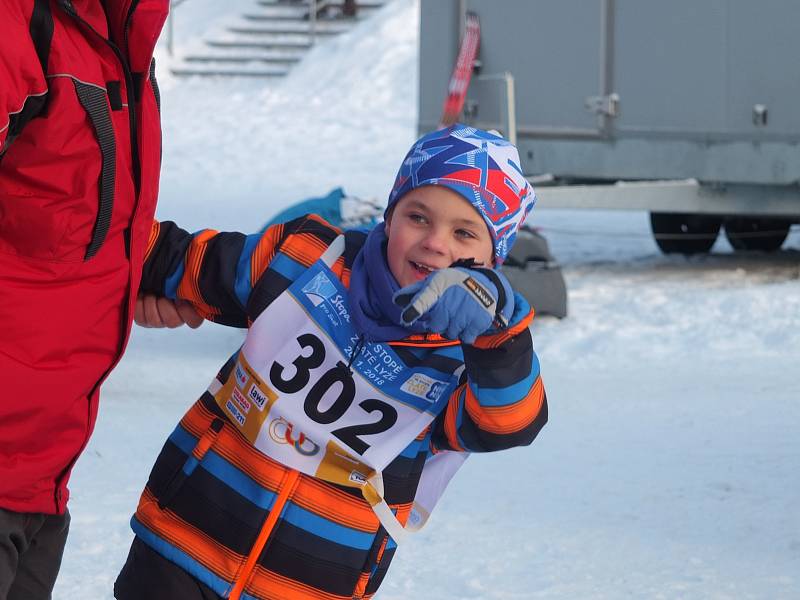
[210,238,466,540]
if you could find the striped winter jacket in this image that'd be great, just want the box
[130,214,548,600]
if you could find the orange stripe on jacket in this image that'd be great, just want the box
[177,230,221,319]
[333,255,350,287]
[293,477,381,533]
[353,571,371,600]
[393,503,413,526]
[144,220,160,262]
[472,308,535,349]
[252,215,342,283]
[304,212,339,230]
[136,488,244,581]
[282,231,330,267]
[389,334,460,347]
[464,376,545,435]
[251,222,284,285]
[180,401,383,532]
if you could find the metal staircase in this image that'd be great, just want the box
[169,0,388,78]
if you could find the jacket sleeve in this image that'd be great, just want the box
[0,0,49,155]
[140,215,339,327]
[431,294,548,453]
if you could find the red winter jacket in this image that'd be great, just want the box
[0,0,168,514]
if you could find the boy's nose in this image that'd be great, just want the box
[421,229,449,255]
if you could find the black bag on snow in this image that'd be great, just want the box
[500,227,568,319]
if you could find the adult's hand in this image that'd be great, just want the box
[134,293,204,329]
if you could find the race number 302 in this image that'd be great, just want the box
[269,333,398,455]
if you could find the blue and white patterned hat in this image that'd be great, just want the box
[387,124,536,264]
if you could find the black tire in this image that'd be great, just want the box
[650,212,722,255]
[724,217,791,252]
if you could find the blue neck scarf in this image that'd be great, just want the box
[348,222,427,341]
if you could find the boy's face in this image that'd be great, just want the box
[384,186,494,288]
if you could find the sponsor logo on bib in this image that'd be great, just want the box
[232,387,251,414]
[247,383,268,410]
[268,417,321,456]
[302,272,338,306]
[301,271,350,325]
[225,399,246,426]
[349,470,367,485]
[400,373,448,403]
[235,363,247,388]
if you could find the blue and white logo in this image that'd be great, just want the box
[302,272,337,307]
[401,373,449,403]
[235,362,247,388]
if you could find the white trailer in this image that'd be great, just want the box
[418,0,800,253]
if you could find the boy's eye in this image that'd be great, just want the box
[408,213,427,224]
[455,229,476,240]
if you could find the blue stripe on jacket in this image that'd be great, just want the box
[132,516,234,597]
[269,252,308,281]
[468,355,540,407]
[234,233,262,307]
[168,426,375,550]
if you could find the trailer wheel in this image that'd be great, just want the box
[724,217,790,252]
[650,212,721,254]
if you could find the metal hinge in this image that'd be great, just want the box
[585,92,620,117]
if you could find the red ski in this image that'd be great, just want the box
[440,12,481,127]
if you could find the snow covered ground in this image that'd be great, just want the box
[54,0,800,598]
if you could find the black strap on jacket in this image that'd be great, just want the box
[72,80,117,260]
[30,0,54,73]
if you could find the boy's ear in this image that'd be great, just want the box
[384,205,395,234]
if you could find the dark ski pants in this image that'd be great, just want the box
[114,537,221,600]
[0,508,70,600]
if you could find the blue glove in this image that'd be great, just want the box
[393,267,515,344]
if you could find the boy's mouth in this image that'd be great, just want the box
[410,261,435,277]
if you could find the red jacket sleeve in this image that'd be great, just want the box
[0,0,49,154]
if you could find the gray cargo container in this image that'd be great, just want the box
[419,0,800,253]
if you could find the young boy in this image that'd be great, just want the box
[114,125,547,600]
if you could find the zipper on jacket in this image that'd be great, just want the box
[51,0,147,510]
[58,0,142,197]
[122,0,142,195]
[228,470,301,600]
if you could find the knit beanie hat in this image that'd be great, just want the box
[386,124,536,264]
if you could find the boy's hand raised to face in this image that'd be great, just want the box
[393,266,514,344]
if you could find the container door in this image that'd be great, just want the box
[464,0,607,136]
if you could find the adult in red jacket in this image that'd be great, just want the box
[0,0,196,597]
